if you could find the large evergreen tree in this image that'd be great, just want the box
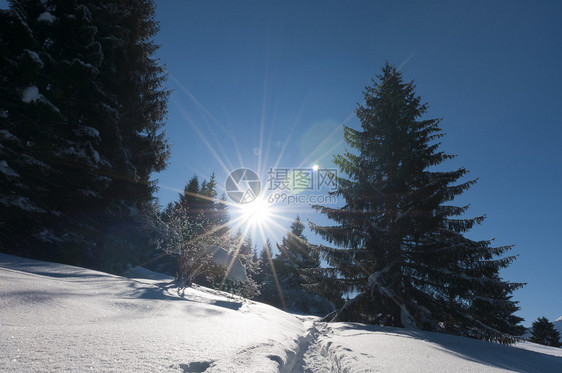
[310,63,524,343]
[85,0,170,270]
[529,317,562,347]
[0,0,169,272]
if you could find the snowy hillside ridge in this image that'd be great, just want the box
[1,254,561,372]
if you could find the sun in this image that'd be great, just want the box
[237,196,272,228]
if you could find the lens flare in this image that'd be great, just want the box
[237,197,272,228]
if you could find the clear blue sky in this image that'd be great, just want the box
[152,0,562,325]
[2,0,559,325]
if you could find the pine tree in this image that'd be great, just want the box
[310,63,524,343]
[276,216,318,278]
[274,216,334,314]
[529,317,562,347]
[0,0,118,265]
[254,217,335,314]
[0,0,59,254]
[256,239,285,307]
[86,0,170,271]
[255,239,272,286]
[0,0,169,272]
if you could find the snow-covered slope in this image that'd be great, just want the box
[1,254,561,372]
[0,254,305,372]
[302,323,562,372]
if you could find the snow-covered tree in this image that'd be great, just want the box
[0,0,113,264]
[0,0,60,255]
[85,0,170,271]
[529,317,562,347]
[0,0,169,272]
[221,233,262,299]
[161,174,229,284]
[158,174,263,299]
[310,63,524,344]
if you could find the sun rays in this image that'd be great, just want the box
[158,66,351,305]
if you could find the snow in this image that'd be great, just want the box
[91,148,101,163]
[21,86,61,113]
[0,196,45,212]
[63,58,96,71]
[21,154,50,169]
[24,49,43,68]
[207,247,247,282]
[80,126,100,139]
[1,254,561,372]
[0,160,19,177]
[0,254,305,372]
[37,12,56,23]
[303,323,562,372]
[55,146,93,164]
[35,229,62,243]
[0,130,20,144]
[78,189,100,198]
[125,265,174,281]
[21,86,41,103]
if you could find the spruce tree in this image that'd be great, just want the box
[529,317,562,347]
[0,0,169,272]
[1,0,114,264]
[86,0,170,270]
[276,216,318,277]
[255,239,272,286]
[310,63,524,343]
[274,216,334,314]
[257,239,285,307]
[254,218,334,314]
[0,0,58,255]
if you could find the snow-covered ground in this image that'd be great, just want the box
[1,254,561,372]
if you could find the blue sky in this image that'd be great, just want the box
[1,0,559,325]
[152,0,562,324]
